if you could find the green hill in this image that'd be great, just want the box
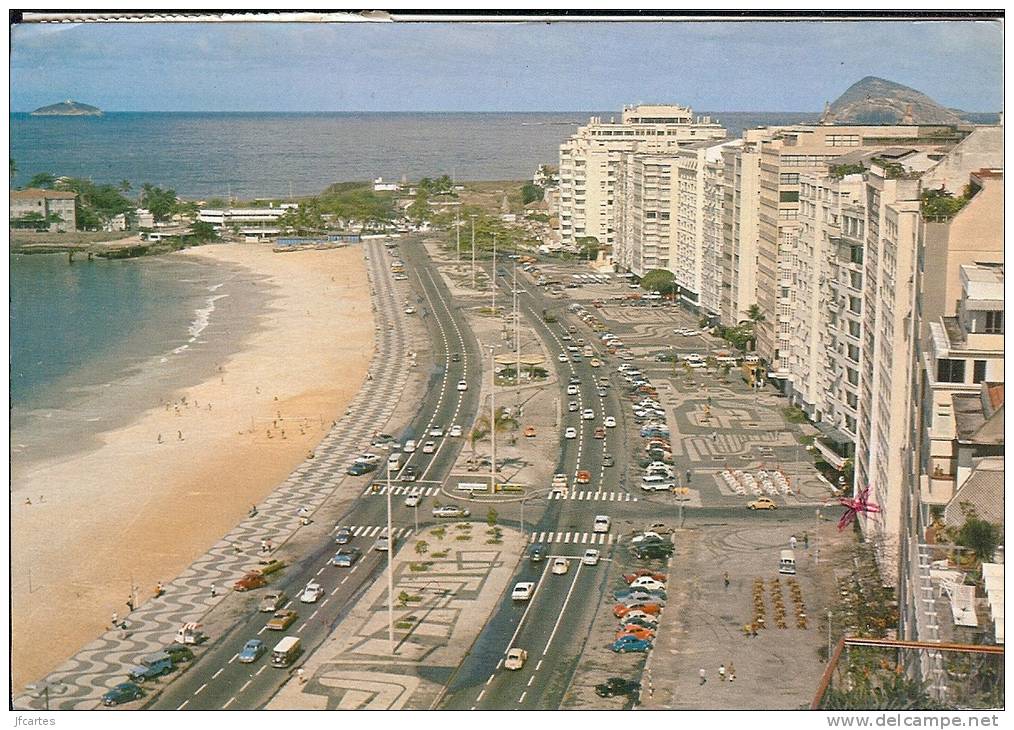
[30,100,103,116]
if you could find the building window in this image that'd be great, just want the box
[847,368,859,386]
[827,134,861,147]
[849,320,861,338]
[850,271,862,290]
[936,358,966,384]
[846,392,858,410]
[779,190,799,203]
[779,173,800,185]
[850,246,864,265]
[973,360,987,384]
[984,310,1003,334]
[847,344,860,363]
[849,296,862,314]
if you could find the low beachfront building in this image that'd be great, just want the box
[10,188,77,232]
[198,204,298,240]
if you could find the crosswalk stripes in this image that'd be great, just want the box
[361,485,440,497]
[528,531,615,546]
[343,525,414,539]
[551,491,636,502]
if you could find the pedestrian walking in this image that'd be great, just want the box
[297,668,306,684]
[111,611,119,628]
[724,571,730,589]
[126,596,135,612]
[718,664,726,682]
[260,539,268,553]
[728,662,736,682]
[789,535,798,550]
[686,469,692,484]
[803,531,809,548]
[698,668,707,685]
[211,585,218,598]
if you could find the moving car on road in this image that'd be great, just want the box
[449,424,463,437]
[237,639,266,664]
[457,380,468,391]
[400,465,420,482]
[593,427,606,439]
[551,557,570,575]
[582,549,601,566]
[576,470,592,484]
[433,505,471,518]
[505,648,528,670]
[748,497,778,510]
[403,439,417,453]
[335,526,353,544]
[529,544,547,563]
[404,493,422,507]
[330,547,362,567]
[422,440,437,454]
[511,582,535,601]
[259,591,287,613]
[605,416,617,428]
[582,408,595,420]
[603,453,615,467]
[266,610,298,631]
[593,515,611,533]
[299,582,325,603]
[565,428,578,439]
[429,426,444,437]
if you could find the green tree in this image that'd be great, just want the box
[576,235,600,260]
[746,304,765,325]
[407,191,431,224]
[140,183,179,222]
[28,172,56,189]
[640,269,676,296]
[118,179,132,193]
[414,540,429,557]
[957,516,1001,563]
[189,220,220,243]
[486,508,498,527]
[278,203,325,235]
[520,183,544,205]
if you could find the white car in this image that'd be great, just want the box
[564,428,577,439]
[568,401,578,412]
[558,353,568,362]
[582,409,595,420]
[299,582,324,604]
[511,582,535,601]
[505,647,528,670]
[404,493,421,507]
[604,416,617,428]
[449,424,462,437]
[593,515,611,533]
[457,380,468,391]
[631,531,665,544]
[433,505,470,518]
[567,384,579,395]
[403,439,417,453]
[630,577,666,591]
[429,426,444,437]
[582,549,600,566]
[404,306,416,314]
[387,453,401,470]
[623,610,658,625]
[355,453,381,465]
[422,441,437,454]
[551,558,570,575]
[687,361,707,369]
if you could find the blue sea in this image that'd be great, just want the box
[10,110,819,468]
[9,111,817,198]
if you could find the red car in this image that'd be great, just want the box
[613,603,662,618]
[616,626,655,641]
[233,573,267,592]
[593,427,606,439]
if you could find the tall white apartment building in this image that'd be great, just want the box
[557,104,725,248]
[613,152,676,275]
[720,137,763,327]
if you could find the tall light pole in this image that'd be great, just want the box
[490,345,497,496]
[514,260,521,389]
[386,462,394,654]
[491,233,497,315]
[455,208,460,263]
[470,215,477,289]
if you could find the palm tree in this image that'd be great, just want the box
[746,304,765,325]
[118,180,132,193]
[467,407,518,457]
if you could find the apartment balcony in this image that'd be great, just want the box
[813,429,853,471]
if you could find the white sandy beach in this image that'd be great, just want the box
[10,243,374,690]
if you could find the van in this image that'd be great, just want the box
[779,550,796,575]
[641,474,675,491]
[271,636,302,668]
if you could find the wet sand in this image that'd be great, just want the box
[10,243,374,690]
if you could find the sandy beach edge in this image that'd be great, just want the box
[10,242,374,691]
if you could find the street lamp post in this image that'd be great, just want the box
[455,209,460,263]
[827,609,833,660]
[490,345,497,496]
[491,233,497,315]
[514,261,521,388]
[470,215,477,289]
[386,462,394,654]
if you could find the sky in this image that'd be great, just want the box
[9,17,1004,112]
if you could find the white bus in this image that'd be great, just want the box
[271,636,302,668]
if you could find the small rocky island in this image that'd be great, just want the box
[30,100,103,116]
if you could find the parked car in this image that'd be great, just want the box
[346,460,378,476]
[330,547,362,567]
[551,557,570,575]
[622,615,659,630]
[613,603,662,619]
[102,682,144,706]
[299,582,325,603]
[623,569,667,584]
[632,543,675,560]
[127,656,174,682]
[511,582,535,601]
[594,677,641,698]
[610,636,653,653]
[523,426,537,438]
[259,591,287,613]
[233,572,268,592]
[630,576,666,590]
[266,610,298,631]
[616,626,656,641]
[505,647,528,670]
[433,505,470,518]
[748,497,778,510]
[160,645,194,664]
[237,638,266,664]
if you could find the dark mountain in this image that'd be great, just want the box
[30,100,103,116]
[826,76,966,125]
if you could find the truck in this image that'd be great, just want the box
[174,622,207,645]
[271,636,302,668]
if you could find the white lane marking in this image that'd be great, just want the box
[350,564,359,574]
[331,585,340,596]
[223,696,236,709]
[257,626,267,635]
[212,667,224,679]
[496,659,503,670]
[177,700,190,710]
[527,675,535,687]
[341,575,349,584]
[256,666,267,676]
[316,567,325,576]
[283,601,293,609]
[194,683,208,696]
[309,609,319,621]
[228,653,238,664]
[543,563,583,656]
[321,598,330,607]
[535,660,543,671]
[518,691,527,703]
[477,689,485,701]
[240,680,252,693]
[297,623,307,633]
[486,674,495,685]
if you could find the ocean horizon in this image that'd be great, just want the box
[10,110,823,199]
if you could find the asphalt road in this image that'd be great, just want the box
[149,236,483,710]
